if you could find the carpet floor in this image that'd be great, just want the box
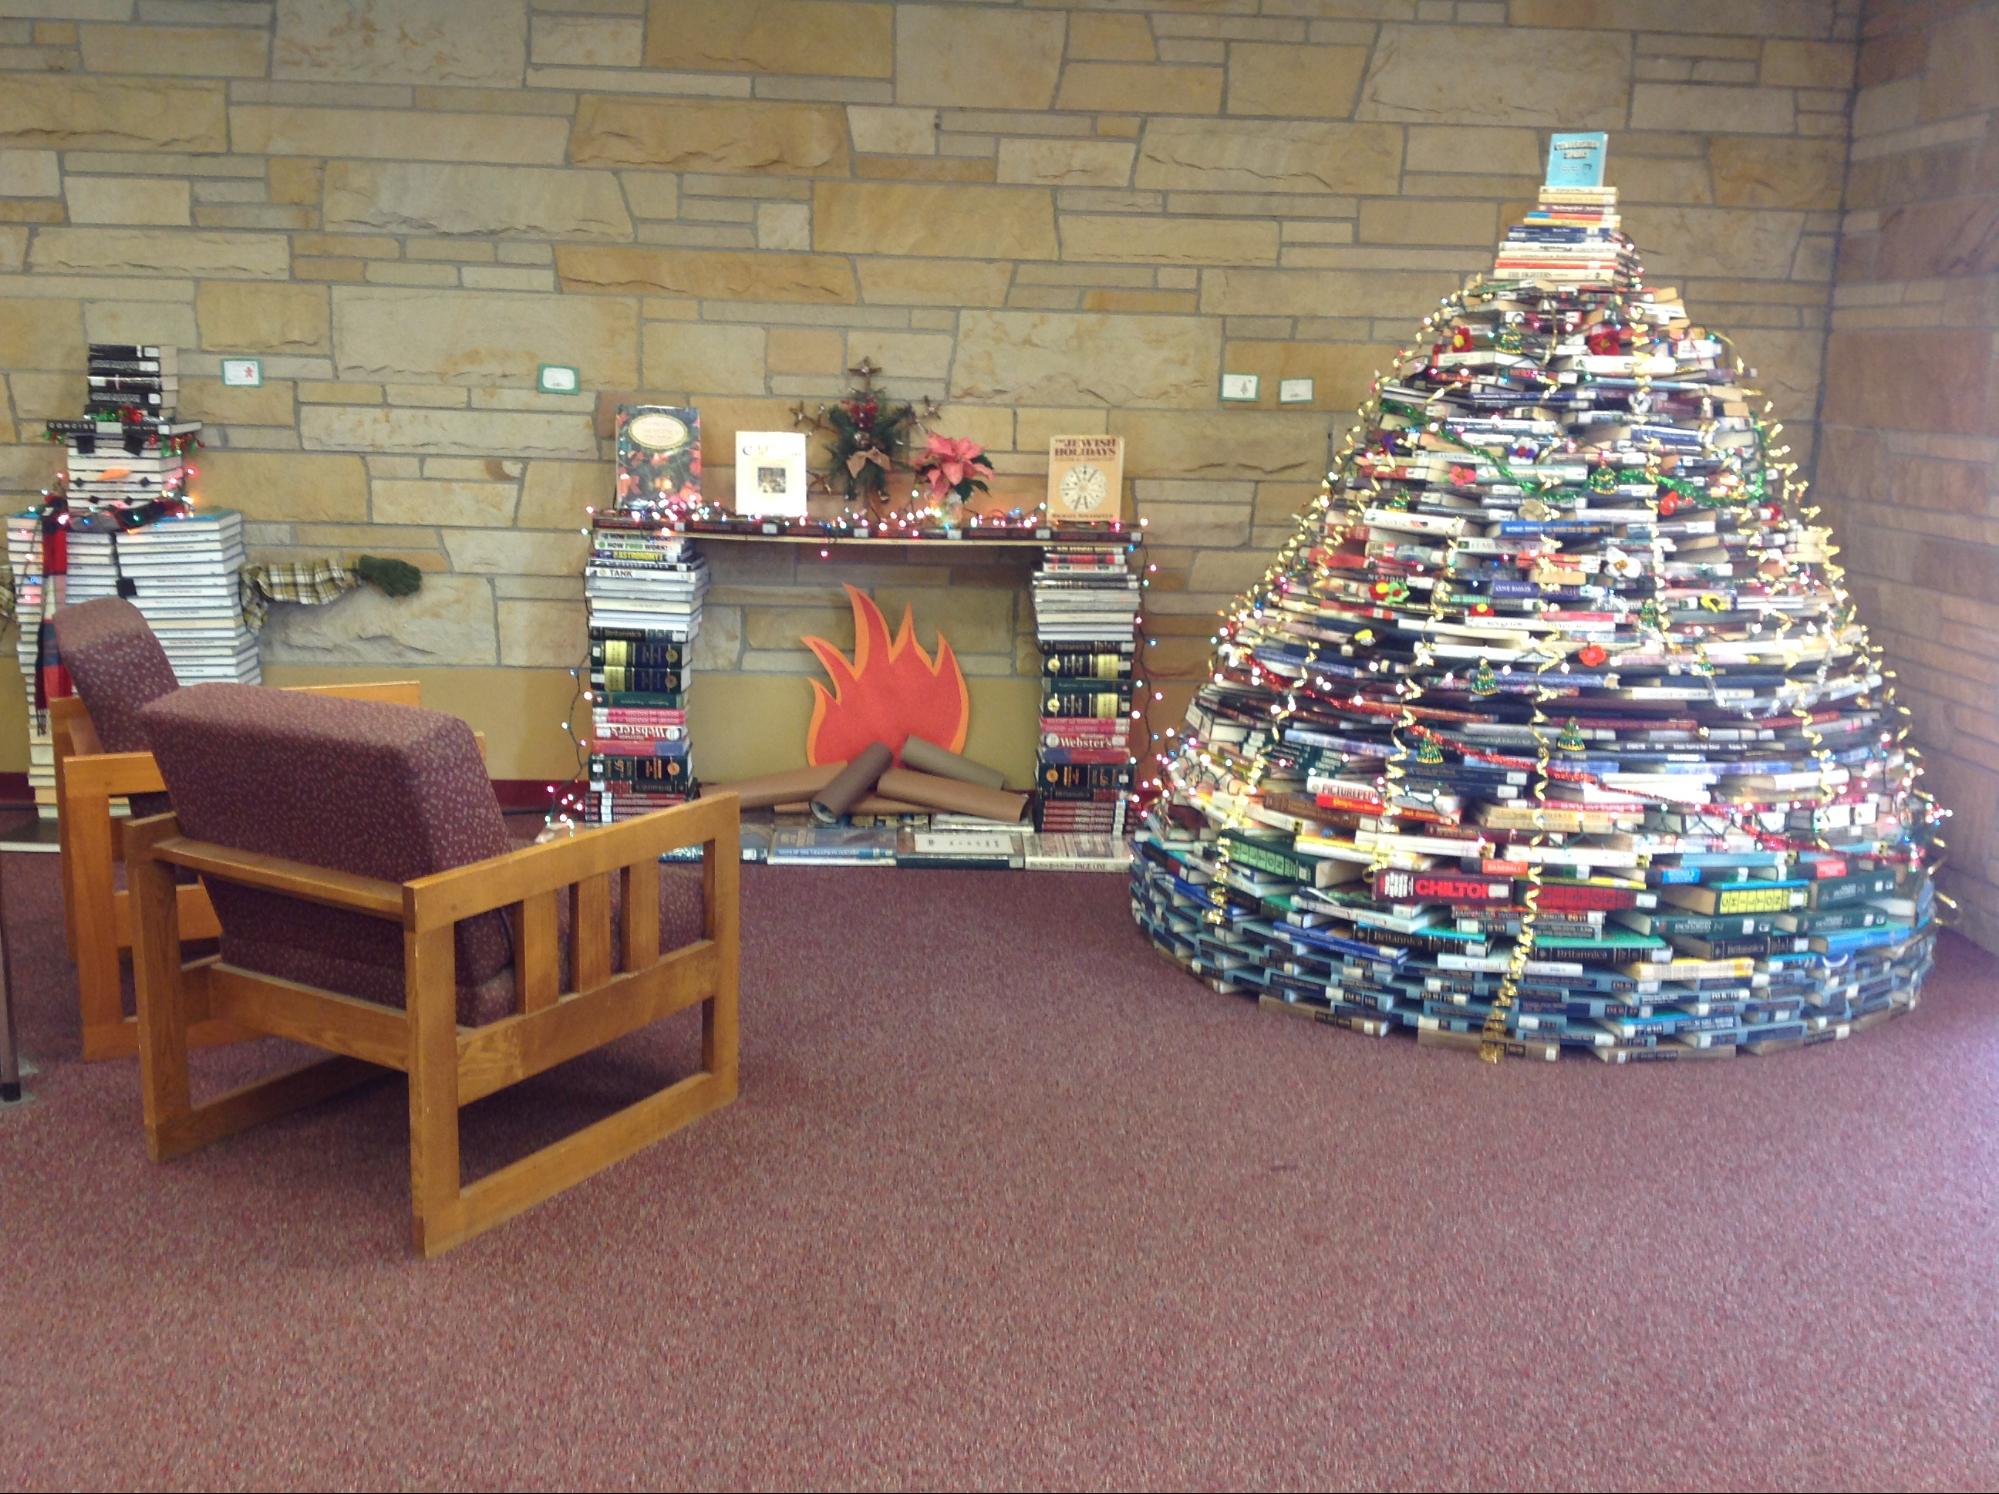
[1,849,1995,1493]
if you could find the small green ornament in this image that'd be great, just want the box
[1496,327,1524,354]
[1640,597,1664,631]
[1557,718,1585,754]
[1417,736,1444,765]
[1588,465,1620,494]
[1470,658,1499,696]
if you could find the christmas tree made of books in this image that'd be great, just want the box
[1130,139,1944,1063]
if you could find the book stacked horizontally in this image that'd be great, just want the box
[1129,178,1940,1062]
[1031,542,1137,838]
[1491,185,1637,288]
[61,509,260,685]
[585,516,706,824]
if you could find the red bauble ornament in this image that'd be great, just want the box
[1578,644,1608,667]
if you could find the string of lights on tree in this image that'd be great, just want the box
[1132,246,1948,1058]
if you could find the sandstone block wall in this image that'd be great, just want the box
[1819,0,1999,948]
[0,0,1859,789]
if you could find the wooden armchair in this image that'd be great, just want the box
[126,683,739,1257]
[49,596,429,1059]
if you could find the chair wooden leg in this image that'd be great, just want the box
[55,758,78,963]
[147,1055,384,1161]
[405,924,464,1258]
[443,1070,735,1257]
[129,831,191,1156]
[68,789,128,1062]
[702,823,741,1097]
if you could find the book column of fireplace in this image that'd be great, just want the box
[1031,537,1140,839]
[583,513,707,825]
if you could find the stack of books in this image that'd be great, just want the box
[1490,187,1636,288]
[85,341,178,419]
[53,344,200,512]
[585,515,707,824]
[12,343,249,814]
[1031,541,1138,838]
[62,509,260,685]
[1129,180,1940,1061]
[5,513,60,805]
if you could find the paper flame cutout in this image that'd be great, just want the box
[804,584,970,767]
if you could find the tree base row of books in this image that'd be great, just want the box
[10,342,257,813]
[1128,163,1942,1063]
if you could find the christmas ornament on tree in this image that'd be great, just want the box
[1130,168,1945,1063]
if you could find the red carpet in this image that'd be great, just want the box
[1,850,1995,1492]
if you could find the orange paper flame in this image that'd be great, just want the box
[804,584,970,767]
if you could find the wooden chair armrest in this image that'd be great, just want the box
[50,696,104,758]
[130,815,406,920]
[58,749,166,799]
[405,793,742,931]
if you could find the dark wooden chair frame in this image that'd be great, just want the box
[126,792,741,1258]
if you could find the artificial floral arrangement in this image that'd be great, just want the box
[794,357,937,510]
[822,394,915,504]
[914,433,994,510]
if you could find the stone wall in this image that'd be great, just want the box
[1820,0,1999,949]
[1,0,1859,785]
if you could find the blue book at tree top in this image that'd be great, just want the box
[1545,132,1608,188]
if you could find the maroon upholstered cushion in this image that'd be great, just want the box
[51,597,179,753]
[51,596,180,818]
[139,683,516,1025]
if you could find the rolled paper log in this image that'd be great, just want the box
[773,795,927,816]
[900,734,1006,790]
[875,766,1030,823]
[810,741,893,824]
[712,762,844,812]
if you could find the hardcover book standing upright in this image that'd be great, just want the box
[734,430,808,518]
[1046,435,1124,522]
[1545,131,1608,189]
[615,405,701,513]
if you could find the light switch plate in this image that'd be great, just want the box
[1279,378,1315,404]
[220,357,262,389]
[537,363,581,395]
[1220,372,1260,402]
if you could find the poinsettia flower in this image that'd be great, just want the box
[1450,326,1475,352]
[918,434,992,501]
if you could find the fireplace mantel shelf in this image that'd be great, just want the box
[663,521,1139,550]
